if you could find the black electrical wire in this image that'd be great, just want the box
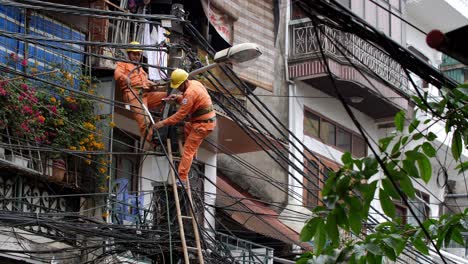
[306,10,449,263]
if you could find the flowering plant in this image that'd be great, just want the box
[0,54,110,190]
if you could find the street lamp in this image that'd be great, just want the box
[139,43,262,130]
[188,43,262,76]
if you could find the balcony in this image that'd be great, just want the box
[289,22,412,119]
[216,232,274,264]
[0,131,100,193]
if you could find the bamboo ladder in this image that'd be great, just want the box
[165,138,204,264]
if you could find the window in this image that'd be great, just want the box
[304,111,320,138]
[352,135,366,158]
[337,128,352,152]
[304,160,320,208]
[320,120,336,145]
[393,190,430,225]
[303,156,339,208]
[304,108,367,157]
[291,2,307,20]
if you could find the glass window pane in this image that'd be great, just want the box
[337,128,351,152]
[304,111,320,138]
[305,160,320,208]
[320,120,336,145]
[291,2,307,20]
[352,135,366,157]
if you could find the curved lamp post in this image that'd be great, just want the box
[188,43,262,76]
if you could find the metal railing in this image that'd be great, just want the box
[217,232,274,264]
[290,22,410,95]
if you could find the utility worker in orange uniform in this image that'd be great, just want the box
[154,69,216,184]
[114,41,166,144]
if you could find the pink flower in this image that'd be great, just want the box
[0,87,7,96]
[21,59,28,66]
[22,105,33,115]
[18,95,24,101]
[20,122,30,132]
[10,52,17,61]
[49,105,57,114]
[20,83,28,91]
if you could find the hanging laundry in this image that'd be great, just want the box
[143,22,167,81]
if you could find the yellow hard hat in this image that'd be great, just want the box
[170,69,189,89]
[127,41,142,52]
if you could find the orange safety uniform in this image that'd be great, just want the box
[162,80,216,182]
[114,62,166,140]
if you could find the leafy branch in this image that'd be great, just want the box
[298,84,468,263]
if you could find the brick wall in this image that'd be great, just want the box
[210,0,277,91]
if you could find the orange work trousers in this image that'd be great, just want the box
[124,90,167,141]
[178,121,215,182]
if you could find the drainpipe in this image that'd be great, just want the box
[285,0,302,205]
[198,148,217,240]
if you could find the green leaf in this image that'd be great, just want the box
[335,204,349,230]
[336,175,351,196]
[349,210,362,235]
[400,173,416,199]
[394,111,405,132]
[342,152,353,165]
[451,228,464,246]
[383,237,406,255]
[379,190,396,218]
[408,119,420,133]
[382,178,400,199]
[300,217,321,242]
[417,155,432,183]
[322,171,337,196]
[405,150,425,161]
[403,160,419,178]
[427,132,437,141]
[365,243,382,255]
[456,161,468,174]
[314,222,326,255]
[452,129,463,161]
[401,135,409,146]
[379,136,394,152]
[422,142,436,157]
[381,243,397,261]
[412,237,429,255]
[391,138,402,155]
[326,213,339,246]
[412,133,424,140]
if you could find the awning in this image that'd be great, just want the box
[216,176,312,250]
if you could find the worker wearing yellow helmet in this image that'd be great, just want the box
[154,69,216,184]
[114,41,166,145]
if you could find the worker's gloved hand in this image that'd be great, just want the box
[162,94,179,104]
[154,121,164,129]
[148,83,167,92]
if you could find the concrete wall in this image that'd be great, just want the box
[217,0,290,207]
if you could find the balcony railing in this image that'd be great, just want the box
[0,131,100,192]
[290,22,410,95]
[216,232,274,264]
